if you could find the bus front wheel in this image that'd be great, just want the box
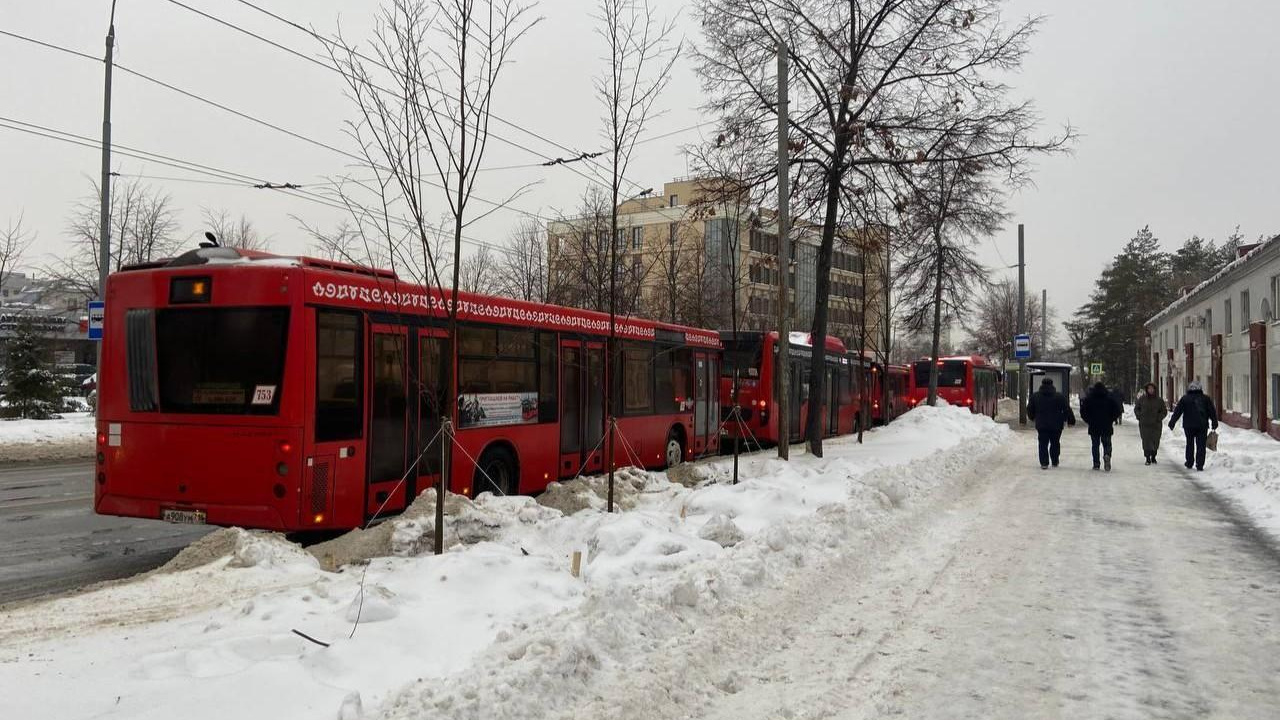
[474,445,517,497]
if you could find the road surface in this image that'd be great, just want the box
[596,417,1280,719]
[0,462,210,605]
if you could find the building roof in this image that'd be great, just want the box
[1145,234,1280,328]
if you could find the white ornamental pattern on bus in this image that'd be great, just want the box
[308,281,709,343]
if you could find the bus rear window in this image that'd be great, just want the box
[913,361,966,388]
[155,307,289,414]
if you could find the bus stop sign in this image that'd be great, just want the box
[1013,334,1031,359]
[88,300,105,341]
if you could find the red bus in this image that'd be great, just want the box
[718,331,865,446]
[94,247,722,532]
[869,363,912,424]
[908,355,1000,417]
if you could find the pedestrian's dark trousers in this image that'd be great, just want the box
[1140,427,1161,458]
[1037,429,1062,467]
[1184,429,1207,468]
[1090,433,1112,467]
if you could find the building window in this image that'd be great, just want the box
[1225,298,1232,335]
[1271,274,1280,322]
[1174,324,1179,348]
[631,226,643,250]
[1226,375,1234,410]
[1272,374,1280,421]
[1205,308,1212,335]
[669,194,678,207]
[1241,290,1251,330]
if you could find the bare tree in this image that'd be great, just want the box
[968,278,1052,367]
[200,208,271,250]
[328,0,539,550]
[550,186,646,316]
[50,178,182,300]
[697,0,1073,455]
[897,146,1006,406]
[457,246,497,294]
[496,218,555,303]
[0,214,35,303]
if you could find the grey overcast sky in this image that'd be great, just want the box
[2,0,1280,325]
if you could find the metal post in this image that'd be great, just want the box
[776,38,791,460]
[97,3,117,376]
[437,419,450,554]
[1017,224,1026,426]
[731,368,740,484]
[1041,288,1047,359]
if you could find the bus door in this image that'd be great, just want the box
[826,364,839,436]
[367,324,410,517]
[789,359,805,443]
[692,351,715,456]
[559,339,606,477]
[414,327,447,499]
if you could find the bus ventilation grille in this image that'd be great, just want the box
[309,460,331,515]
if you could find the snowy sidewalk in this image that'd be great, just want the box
[616,420,1280,720]
[0,413,94,463]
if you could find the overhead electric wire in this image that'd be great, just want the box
[0,26,555,223]
[191,0,656,195]
[0,115,522,258]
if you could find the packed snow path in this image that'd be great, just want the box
[593,421,1280,720]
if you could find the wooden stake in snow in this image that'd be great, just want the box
[571,551,582,578]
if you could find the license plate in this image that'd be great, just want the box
[161,508,207,525]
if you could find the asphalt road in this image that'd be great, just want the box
[0,461,210,605]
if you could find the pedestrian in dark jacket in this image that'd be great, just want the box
[1168,381,1218,471]
[1026,377,1076,469]
[1133,382,1167,465]
[1110,386,1126,425]
[1080,382,1123,471]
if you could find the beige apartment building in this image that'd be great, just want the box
[547,177,885,354]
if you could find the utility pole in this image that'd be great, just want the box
[97,1,117,375]
[775,38,791,460]
[1017,224,1026,426]
[1041,288,1047,359]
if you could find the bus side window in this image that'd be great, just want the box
[316,310,363,441]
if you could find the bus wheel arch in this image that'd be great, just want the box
[665,425,687,468]
[473,441,519,497]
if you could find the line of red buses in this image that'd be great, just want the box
[93,247,1001,533]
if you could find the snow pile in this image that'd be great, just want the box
[1190,425,1280,542]
[0,411,94,462]
[0,405,1007,720]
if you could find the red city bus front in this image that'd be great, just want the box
[95,250,312,531]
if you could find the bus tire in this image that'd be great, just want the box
[665,429,685,468]
[474,445,518,497]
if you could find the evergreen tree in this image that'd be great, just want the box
[1076,226,1174,394]
[1170,235,1223,290]
[4,318,61,419]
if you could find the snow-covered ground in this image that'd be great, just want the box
[0,405,1007,720]
[1184,423,1280,543]
[0,412,94,463]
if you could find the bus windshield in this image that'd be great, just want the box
[913,360,967,388]
[155,307,290,414]
[720,336,762,378]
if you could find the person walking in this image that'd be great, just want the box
[1133,382,1167,465]
[1026,377,1075,470]
[1168,381,1218,471]
[1080,381,1123,471]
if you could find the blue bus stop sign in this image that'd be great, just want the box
[1013,333,1031,359]
[88,300,105,341]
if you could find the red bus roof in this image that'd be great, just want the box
[124,247,722,349]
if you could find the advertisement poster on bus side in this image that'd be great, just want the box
[458,392,538,428]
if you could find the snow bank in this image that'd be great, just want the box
[0,411,94,462]
[1189,425,1280,543]
[0,405,1008,720]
